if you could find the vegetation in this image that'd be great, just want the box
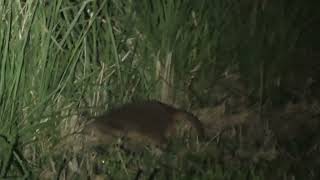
[0,0,319,179]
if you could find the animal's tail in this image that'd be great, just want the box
[173,111,205,139]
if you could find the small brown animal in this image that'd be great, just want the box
[83,100,205,148]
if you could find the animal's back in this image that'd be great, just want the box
[84,100,204,146]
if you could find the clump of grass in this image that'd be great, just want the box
[38,136,265,180]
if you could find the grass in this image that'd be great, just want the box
[44,135,266,180]
[0,0,318,179]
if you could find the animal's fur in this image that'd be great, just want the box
[83,100,205,148]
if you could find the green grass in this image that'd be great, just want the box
[40,136,266,180]
[0,0,317,179]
